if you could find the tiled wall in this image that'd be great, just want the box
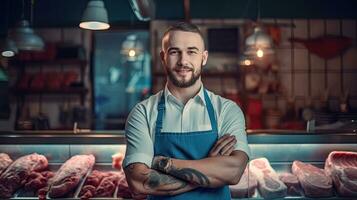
[151,19,357,114]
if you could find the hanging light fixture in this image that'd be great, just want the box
[79,0,110,30]
[10,20,44,51]
[10,0,44,51]
[120,35,144,62]
[244,26,274,58]
[244,0,274,58]
[1,38,18,57]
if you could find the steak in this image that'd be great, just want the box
[292,160,333,197]
[324,151,357,197]
[229,167,257,198]
[278,172,301,196]
[0,153,12,175]
[0,153,48,198]
[48,154,95,198]
[250,158,287,199]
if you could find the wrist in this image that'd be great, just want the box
[153,156,172,173]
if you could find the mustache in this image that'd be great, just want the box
[174,66,193,71]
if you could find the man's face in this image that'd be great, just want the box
[160,31,208,88]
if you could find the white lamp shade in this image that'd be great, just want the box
[1,38,18,57]
[10,20,44,51]
[80,0,110,30]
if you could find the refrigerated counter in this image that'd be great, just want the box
[0,131,356,200]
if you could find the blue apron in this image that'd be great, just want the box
[149,89,231,200]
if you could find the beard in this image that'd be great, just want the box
[166,62,203,88]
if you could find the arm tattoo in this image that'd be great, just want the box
[168,167,210,186]
[153,156,211,186]
[142,170,188,193]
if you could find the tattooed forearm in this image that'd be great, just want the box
[142,170,188,193]
[153,156,211,186]
[169,168,210,186]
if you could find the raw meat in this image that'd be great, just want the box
[78,170,106,199]
[0,153,48,198]
[292,160,333,197]
[278,172,301,196]
[95,171,121,197]
[117,171,133,198]
[112,152,124,170]
[25,171,55,192]
[229,167,257,198]
[48,154,95,198]
[324,151,357,197]
[249,158,287,199]
[0,153,12,175]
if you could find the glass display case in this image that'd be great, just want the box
[0,131,355,199]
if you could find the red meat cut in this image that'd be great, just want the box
[278,172,301,196]
[48,154,95,198]
[229,167,258,198]
[0,153,48,198]
[250,158,287,199]
[78,170,106,199]
[0,153,13,175]
[95,171,121,197]
[292,160,333,197]
[324,151,357,197]
[25,171,55,192]
[117,171,133,199]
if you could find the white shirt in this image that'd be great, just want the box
[123,85,251,168]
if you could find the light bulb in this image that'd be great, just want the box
[244,59,252,66]
[257,49,264,58]
[128,49,136,57]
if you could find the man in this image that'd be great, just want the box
[123,22,250,200]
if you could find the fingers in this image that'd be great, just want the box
[209,134,236,157]
[220,141,236,156]
[209,134,232,156]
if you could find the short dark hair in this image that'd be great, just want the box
[162,22,205,49]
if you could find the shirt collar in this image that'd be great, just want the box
[164,84,206,106]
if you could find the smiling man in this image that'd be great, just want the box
[123,22,250,200]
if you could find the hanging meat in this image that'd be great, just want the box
[289,35,353,59]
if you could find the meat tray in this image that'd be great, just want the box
[232,162,356,200]
[9,164,126,200]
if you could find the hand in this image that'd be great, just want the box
[208,134,236,157]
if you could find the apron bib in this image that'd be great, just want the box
[149,90,231,200]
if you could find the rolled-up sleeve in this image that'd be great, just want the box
[220,101,251,159]
[123,103,154,168]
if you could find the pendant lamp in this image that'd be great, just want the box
[79,0,110,30]
[1,38,18,57]
[10,20,44,51]
[243,0,274,58]
[120,35,144,62]
[244,26,274,57]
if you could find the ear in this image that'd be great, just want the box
[202,50,208,66]
[159,50,165,66]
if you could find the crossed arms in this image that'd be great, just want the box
[124,135,249,198]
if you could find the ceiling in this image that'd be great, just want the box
[0,0,356,36]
